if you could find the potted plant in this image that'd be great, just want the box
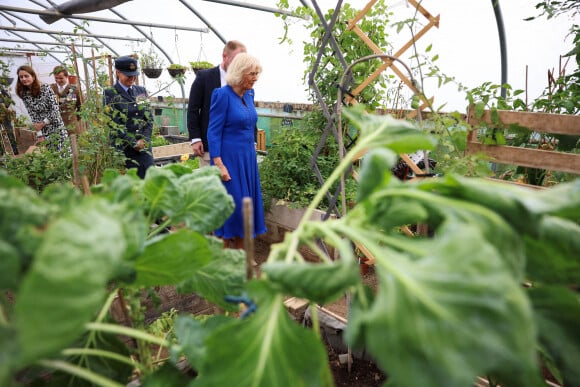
[63,65,78,85]
[167,63,187,78]
[0,58,14,87]
[140,51,164,79]
[189,60,214,74]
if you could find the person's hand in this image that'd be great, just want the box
[134,138,147,151]
[33,121,46,131]
[192,141,204,157]
[219,165,231,182]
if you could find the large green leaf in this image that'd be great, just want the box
[415,176,580,284]
[133,229,211,287]
[529,286,580,387]
[189,281,333,387]
[524,216,580,284]
[177,236,246,309]
[345,221,543,387]
[524,179,580,220]
[174,314,232,371]
[141,361,192,387]
[142,167,234,234]
[262,256,360,305]
[0,181,49,255]
[0,241,19,291]
[417,175,541,234]
[0,326,18,387]
[356,148,397,203]
[359,182,527,280]
[14,198,130,365]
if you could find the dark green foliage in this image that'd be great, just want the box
[259,110,356,210]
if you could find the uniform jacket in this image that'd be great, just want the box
[103,82,153,152]
[187,65,221,152]
[50,83,81,128]
[103,82,154,178]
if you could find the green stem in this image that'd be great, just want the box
[283,139,370,263]
[86,322,170,348]
[148,218,172,238]
[37,359,124,387]
[0,302,8,327]
[62,348,146,371]
[310,302,321,339]
[96,289,119,323]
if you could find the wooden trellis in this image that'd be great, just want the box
[340,1,441,261]
[345,0,439,119]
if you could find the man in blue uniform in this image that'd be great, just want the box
[103,55,154,178]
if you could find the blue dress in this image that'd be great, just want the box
[207,85,267,239]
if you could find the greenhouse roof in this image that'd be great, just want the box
[0,0,575,111]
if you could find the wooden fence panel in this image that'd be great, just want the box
[466,107,580,175]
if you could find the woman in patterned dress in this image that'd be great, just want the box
[15,65,70,153]
[207,53,267,249]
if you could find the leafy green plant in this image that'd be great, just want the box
[1,140,73,192]
[189,61,213,70]
[284,1,392,109]
[13,114,31,128]
[167,64,187,70]
[150,134,170,147]
[1,107,579,387]
[140,51,164,69]
[259,110,357,211]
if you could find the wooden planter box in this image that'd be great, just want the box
[15,126,36,151]
[258,199,336,261]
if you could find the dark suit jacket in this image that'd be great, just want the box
[103,82,154,178]
[187,66,258,152]
[187,66,221,153]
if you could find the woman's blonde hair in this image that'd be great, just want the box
[225,53,262,86]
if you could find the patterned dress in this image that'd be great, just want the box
[21,84,70,153]
[207,85,267,239]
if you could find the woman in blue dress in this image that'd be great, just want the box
[207,53,267,249]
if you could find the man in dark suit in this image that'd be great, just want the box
[187,40,246,167]
[103,55,154,179]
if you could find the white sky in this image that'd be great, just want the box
[2,0,577,114]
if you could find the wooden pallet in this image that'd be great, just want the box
[0,123,15,156]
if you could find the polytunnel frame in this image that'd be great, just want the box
[0,0,309,132]
[1,0,508,203]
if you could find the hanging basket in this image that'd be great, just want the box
[143,68,163,79]
[189,61,213,75]
[0,77,14,86]
[167,68,186,78]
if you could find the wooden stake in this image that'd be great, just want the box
[243,197,254,280]
[69,134,80,188]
